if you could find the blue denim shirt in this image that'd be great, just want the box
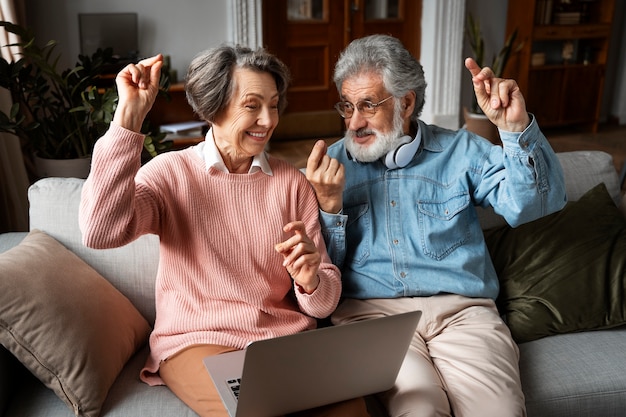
[320,117,566,300]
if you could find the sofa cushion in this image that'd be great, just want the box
[28,177,160,324]
[0,230,151,417]
[484,183,626,343]
[519,327,626,417]
[4,347,198,417]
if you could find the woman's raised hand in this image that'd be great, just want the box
[113,54,164,132]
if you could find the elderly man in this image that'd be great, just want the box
[306,34,566,417]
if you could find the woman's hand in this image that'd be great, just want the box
[113,54,164,132]
[465,57,530,132]
[275,221,321,294]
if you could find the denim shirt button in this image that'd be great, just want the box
[400,272,407,278]
[393,239,399,245]
[335,220,343,227]
[390,200,396,207]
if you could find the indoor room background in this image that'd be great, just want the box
[22,0,626,127]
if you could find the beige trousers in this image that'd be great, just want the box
[331,295,527,417]
[159,344,371,417]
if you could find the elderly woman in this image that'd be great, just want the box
[79,47,369,416]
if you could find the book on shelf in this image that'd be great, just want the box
[159,120,208,134]
[535,0,554,25]
[553,11,582,24]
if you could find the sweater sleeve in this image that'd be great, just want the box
[79,123,161,249]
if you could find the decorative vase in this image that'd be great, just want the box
[463,107,501,145]
[34,155,92,179]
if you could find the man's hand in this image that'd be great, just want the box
[113,54,164,132]
[275,221,321,294]
[306,140,345,214]
[465,57,530,132]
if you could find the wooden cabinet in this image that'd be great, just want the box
[147,83,205,149]
[148,83,199,126]
[504,0,615,132]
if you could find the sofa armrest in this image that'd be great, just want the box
[0,233,26,255]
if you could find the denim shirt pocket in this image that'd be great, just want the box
[344,202,371,265]
[417,192,471,261]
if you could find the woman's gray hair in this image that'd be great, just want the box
[333,34,426,120]
[185,44,291,123]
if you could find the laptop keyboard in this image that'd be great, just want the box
[227,378,242,400]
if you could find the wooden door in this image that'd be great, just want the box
[262,0,421,139]
[350,0,421,58]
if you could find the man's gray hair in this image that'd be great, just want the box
[185,44,291,123]
[333,34,426,120]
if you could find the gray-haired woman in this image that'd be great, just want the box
[79,46,370,417]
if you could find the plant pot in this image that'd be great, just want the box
[463,107,501,145]
[34,154,92,179]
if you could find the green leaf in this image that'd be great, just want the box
[9,102,19,120]
[0,19,171,160]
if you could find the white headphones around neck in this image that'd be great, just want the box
[383,133,421,169]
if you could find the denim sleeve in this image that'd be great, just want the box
[319,210,348,269]
[477,114,567,227]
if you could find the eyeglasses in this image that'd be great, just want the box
[334,95,393,119]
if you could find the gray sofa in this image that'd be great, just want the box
[1,150,625,417]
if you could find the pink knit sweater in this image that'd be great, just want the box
[79,124,341,385]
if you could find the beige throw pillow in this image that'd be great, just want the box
[0,230,151,417]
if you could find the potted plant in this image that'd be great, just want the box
[0,21,169,179]
[464,13,522,144]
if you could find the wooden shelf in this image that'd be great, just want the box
[148,82,200,127]
[146,82,206,149]
[505,0,615,132]
[529,62,603,71]
[533,23,611,40]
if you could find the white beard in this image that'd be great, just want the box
[344,102,407,163]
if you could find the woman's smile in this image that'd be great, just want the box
[247,130,269,141]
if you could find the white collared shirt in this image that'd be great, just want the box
[194,128,273,175]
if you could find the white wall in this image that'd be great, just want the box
[419,0,466,129]
[460,0,508,124]
[24,0,232,79]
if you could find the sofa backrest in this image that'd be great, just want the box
[477,150,623,229]
[27,151,623,325]
[28,177,159,325]
[557,150,621,203]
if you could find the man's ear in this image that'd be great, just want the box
[403,91,417,117]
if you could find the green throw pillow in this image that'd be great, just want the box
[484,183,626,343]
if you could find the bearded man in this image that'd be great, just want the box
[306,34,567,417]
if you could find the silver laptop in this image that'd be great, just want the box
[203,310,421,417]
